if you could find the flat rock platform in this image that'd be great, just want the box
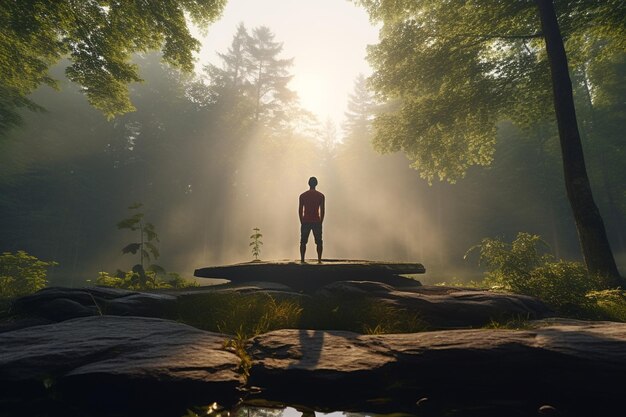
[194,259,425,291]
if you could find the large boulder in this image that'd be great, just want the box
[194,260,424,291]
[8,281,553,331]
[317,281,553,327]
[10,286,177,322]
[0,316,243,414]
[247,320,626,416]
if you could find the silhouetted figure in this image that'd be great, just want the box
[299,177,325,263]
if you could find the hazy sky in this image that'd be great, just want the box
[193,0,379,125]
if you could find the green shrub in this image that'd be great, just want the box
[467,233,604,315]
[95,269,198,290]
[468,232,551,293]
[586,289,626,321]
[163,272,200,289]
[0,251,57,298]
[525,260,600,314]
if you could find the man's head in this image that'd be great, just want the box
[308,176,318,188]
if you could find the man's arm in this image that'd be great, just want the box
[319,195,325,223]
[298,195,304,224]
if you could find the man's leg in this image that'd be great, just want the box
[300,224,311,263]
[313,223,323,263]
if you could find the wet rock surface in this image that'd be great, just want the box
[0,316,243,413]
[247,320,626,416]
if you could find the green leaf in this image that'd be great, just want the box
[144,223,159,242]
[0,1,227,135]
[117,213,143,230]
[121,243,141,254]
[147,264,166,275]
[144,242,160,260]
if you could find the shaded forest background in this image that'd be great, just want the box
[0,24,624,286]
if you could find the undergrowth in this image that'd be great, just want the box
[483,314,537,330]
[465,232,626,320]
[176,291,428,336]
[175,291,428,377]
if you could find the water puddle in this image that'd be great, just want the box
[184,405,390,417]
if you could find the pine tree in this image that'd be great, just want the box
[246,26,297,125]
[204,25,297,130]
[343,74,378,152]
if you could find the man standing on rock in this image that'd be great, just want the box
[299,176,325,263]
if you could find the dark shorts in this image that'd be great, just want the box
[300,222,323,245]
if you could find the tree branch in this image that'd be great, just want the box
[456,33,544,40]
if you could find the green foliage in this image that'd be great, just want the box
[178,292,301,338]
[177,291,427,339]
[586,289,626,322]
[0,251,57,298]
[203,23,300,134]
[467,232,552,293]
[117,203,161,270]
[0,0,227,132]
[95,270,197,291]
[249,227,263,261]
[341,73,379,156]
[484,315,536,330]
[468,232,604,314]
[357,0,625,183]
[179,293,297,377]
[524,260,601,314]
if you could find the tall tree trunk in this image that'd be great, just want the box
[535,0,622,286]
[579,65,626,250]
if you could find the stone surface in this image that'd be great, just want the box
[8,281,553,331]
[10,286,177,322]
[247,320,626,415]
[194,259,424,291]
[317,281,553,328]
[0,316,243,412]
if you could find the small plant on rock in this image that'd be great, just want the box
[117,203,163,285]
[249,227,263,261]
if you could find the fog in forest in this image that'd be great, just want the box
[1,19,625,287]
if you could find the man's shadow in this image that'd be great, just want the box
[288,329,324,370]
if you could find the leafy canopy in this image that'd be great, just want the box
[0,0,226,133]
[357,0,626,183]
